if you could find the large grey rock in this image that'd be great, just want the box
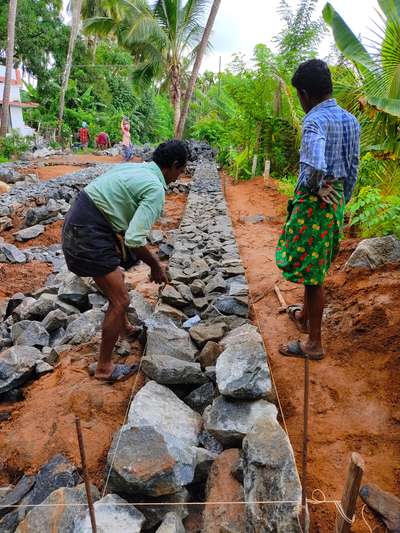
[15,484,100,533]
[0,216,12,232]
[0,346,43,393]
[42,309,68,332]
[127,382,202,489]
[0,475,36,519]
[189,322,226,347]
[145,317,198,361]
[128,381,202,449]
[216,340,272,400]
[128,289,154,325]
[243,419,302,532]
[220,323,262,349]
[205,272,227,293]
[142,353,208,385]
[11,321,50,348]
[14,225,45,242]
[11,297,37,321]
[213,296,248,318]
[155,512,185,533]
[58,273,92,310]
[107,426,182,497]
[0,454,81,531]
[161,285,187,308]
[24,204,57,226]
[204,396,277,447]
[193,448,217,483]
[0,243,26,264]
[76,494,145,533]
[135,489,189,530]
[346,235,400,270]
[153,302,188,325]
[63,309,104,344]
[20,294,58,321]
[184,382,216,414]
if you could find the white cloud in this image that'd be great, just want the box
[202,0,379,71]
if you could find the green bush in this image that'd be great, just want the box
[0,131,31,159]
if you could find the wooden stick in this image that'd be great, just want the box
[335,453,365,533]
[273,283,288,313]
[301,356,310,531]
[75,416,97,533]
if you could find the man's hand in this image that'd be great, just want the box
[317,182,341,205]
[150,264,168,285]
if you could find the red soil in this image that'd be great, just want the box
[224,173,400,533]
[0,261,52,299]
[0,185,189,492]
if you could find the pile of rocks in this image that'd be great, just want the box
[0,454,147,532]
[103,159,302,531]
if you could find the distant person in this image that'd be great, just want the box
[276,59,360,360]
[121,117,133,161]
[62,140,189,383]
[79,122,90,149]
[96,132,111,150]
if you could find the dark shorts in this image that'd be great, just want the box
[62,191,138,278]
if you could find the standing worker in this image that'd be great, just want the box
[276,59,360,360]
[121,116,133,161]
[62,140,189,382]
[79,121,90,149]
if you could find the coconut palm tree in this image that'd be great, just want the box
[323,1,400,155]
[57,0,83,139]
[176,0,221,138]
[0,0,18,138]
[83,0,211,135]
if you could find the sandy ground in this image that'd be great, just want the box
[224,173,400,532]
[0,157,188,494]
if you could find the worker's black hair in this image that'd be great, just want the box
[291,59,333,99]
[152,140,189,168]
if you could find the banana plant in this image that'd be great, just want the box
[323,1,400,155]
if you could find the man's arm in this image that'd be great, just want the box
[344,125,361,203]
[299,120,327,193]
[125,185,167,284]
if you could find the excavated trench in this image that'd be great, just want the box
[0,154,303,532]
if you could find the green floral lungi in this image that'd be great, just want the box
[276,182,345,286]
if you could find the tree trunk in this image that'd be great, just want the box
[0,0,18,138]
[171,63,181,137]
[175,0,221,139]
[57,0,82,139]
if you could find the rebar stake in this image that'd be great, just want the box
[301,356,310,532]
[75,416,97,533]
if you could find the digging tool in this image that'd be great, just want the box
[274,283,288,313]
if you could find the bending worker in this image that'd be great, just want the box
[62,140,189,382]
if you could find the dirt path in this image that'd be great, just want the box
[0,175,188,490]
[224,173,400,533]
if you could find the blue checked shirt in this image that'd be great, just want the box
[297,99,360,202]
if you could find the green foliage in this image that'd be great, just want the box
[348,156,400,238]
[276,174,297,197]
[0,131,31,159]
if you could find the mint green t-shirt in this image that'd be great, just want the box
[84,161,167,248]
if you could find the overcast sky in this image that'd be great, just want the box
[202,0,379,71]
[63,0,379,71]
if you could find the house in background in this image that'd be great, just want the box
[0,66,38,136]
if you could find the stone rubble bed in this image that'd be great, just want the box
[0,158,303,532]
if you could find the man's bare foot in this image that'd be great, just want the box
[92,362,113,380]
